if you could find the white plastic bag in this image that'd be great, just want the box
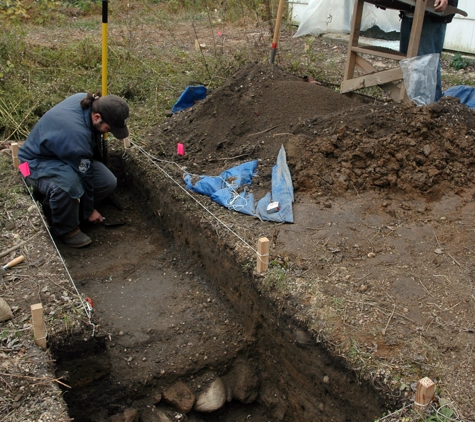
[400,53,439,106]
[293,0,400,38]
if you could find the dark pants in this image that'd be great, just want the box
[28,161,116,236]
[400,15,447,101]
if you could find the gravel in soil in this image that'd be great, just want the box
[56,189,253,417]
[142,61,475,420]
[2,16,475,422]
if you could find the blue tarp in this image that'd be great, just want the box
[184,146,294,223]
[256,146,294,223]
[172,85,207,113]
[184,161,258,216]
[443,85,475,109]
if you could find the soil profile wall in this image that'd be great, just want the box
[121,151,393,421]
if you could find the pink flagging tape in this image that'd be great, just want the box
[18,162,30,177]
[177,143,185,156]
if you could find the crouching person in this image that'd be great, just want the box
[19,92,130,248]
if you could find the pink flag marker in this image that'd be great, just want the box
[177,143,185,156]
[18,162,30,177]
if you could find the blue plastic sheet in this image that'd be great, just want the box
[443,85,475,109]
[184,161,258,217]
[256,146,294,223]
[172,85,207,113]
[184,146,294,223]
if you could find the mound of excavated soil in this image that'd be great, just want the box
[146,62,475,420]
[151,62,475,201]
[289,97,475,199]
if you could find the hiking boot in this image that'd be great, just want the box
[61,228,92,248]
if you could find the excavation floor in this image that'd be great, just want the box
[56,188,269,421]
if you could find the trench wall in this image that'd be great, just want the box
[120,151,393,421]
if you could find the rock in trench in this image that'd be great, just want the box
[194,377,226,413]
[162,381,195,413]
[109,407,138,422]
[222,359,259,404]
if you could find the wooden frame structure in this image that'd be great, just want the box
[341,0,467,101]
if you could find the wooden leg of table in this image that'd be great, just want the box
[343,0,365,82]
[399,0,426,100]
[406,0,426,58]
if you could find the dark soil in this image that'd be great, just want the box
[2,18,475,422]
[138,61,475,420]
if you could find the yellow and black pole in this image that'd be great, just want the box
[101,0,109,165]
[269,0,285,64]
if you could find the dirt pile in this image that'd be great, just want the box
[151,62,475,200]
[145,62,475,420]
[290,96,475,198]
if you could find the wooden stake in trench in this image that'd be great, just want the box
[256,237,270,273]
[31,303,47,349]
[11,142,19,169]
[415,377,435,408]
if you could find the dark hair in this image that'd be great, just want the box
[80,91,102,110]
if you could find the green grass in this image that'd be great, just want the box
[2,0,474,146]
[0,0,278,144]
[263,265,289,293]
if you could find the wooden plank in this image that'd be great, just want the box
[399,0,467,17]
[11,142,19,169]
[256,237,270,273]
[343,0,365,81]
[352,46,406,61]
[354,56,402,99]
[406,0,426,58]
[31,303,47,349]
[340,67,404,93]
[364,0,467,16]
[355,55,377,74]
[415,377,435,407]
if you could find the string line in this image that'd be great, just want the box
[128,140,261,256]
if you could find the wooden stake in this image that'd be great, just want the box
[31,303,47,349]
[123,138,131,148]
[11,142,19,169]
[256,237,269,273]
[415,377,435,407]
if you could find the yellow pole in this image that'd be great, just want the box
[102,0,108,97]
[101,0,108,163]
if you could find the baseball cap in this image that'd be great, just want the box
[96,95,129,139]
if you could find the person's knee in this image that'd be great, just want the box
[92,161,117,200]
[107,175,117,195]
[97,173,117,201]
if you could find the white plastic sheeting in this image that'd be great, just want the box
[445,0,475,53]
[293,0,401,38]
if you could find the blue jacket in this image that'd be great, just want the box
[19,93,97,219]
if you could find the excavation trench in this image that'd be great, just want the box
[50,152,391,421]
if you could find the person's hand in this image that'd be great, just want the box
[434,0,448,12]
[87,209,103,224]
